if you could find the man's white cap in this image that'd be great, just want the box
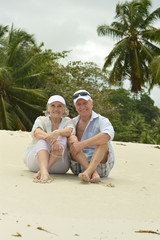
[47,95,66,105]
[73,90,91,104]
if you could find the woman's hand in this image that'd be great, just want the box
[50,141,63,157]
[45,130,59,145]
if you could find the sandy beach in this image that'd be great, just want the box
[0,130,160,240]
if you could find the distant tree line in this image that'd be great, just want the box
[0,0,160,144]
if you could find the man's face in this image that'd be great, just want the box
[75,99,93,117]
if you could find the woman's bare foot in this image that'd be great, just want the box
[78,172,90,182]
[90,171,101,183]
[33,169,52,183]
[34,171,41,180]
[40,171,51,181]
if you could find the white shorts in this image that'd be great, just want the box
[25,137,70,174]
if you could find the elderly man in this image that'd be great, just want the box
[68,90,115,183]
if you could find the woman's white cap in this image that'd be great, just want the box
[47,95,66,105]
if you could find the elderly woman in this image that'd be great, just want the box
[25,95,73,182]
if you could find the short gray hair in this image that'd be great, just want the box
[43,104,69,117]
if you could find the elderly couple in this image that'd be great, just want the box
[25,90,115,183]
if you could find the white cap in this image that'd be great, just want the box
[47,95,66,105]
[73,90,91,104]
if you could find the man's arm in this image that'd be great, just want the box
[70,133,110,155]
[81,133,110,148]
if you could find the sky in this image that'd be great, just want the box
[1,0,160,108]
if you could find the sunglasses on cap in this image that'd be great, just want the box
[73,91,90,100]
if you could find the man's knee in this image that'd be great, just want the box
[95,144,109,164]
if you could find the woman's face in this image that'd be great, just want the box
[47,101,65,118]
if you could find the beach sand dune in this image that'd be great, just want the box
[0,130,160,239]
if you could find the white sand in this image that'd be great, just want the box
[0,130,160,240]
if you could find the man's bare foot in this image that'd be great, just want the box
[78,173,90,182]
[90,171,101,183]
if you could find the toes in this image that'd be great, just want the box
[78,173,90,182]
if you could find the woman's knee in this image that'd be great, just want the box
[57,136,67,147]
[36,139,50,151]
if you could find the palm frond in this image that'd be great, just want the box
[115,4,129,27]
[141,29,160,43]
[14,104,33,130]
[97,25,124,39]
[145,7,160,25]
[11,111,27,131]
[7,25,36,67]
[103,38,129,69]
[0,25,8,38]
[15,72,42,83]
[10,87,47,105]
[14,51,44,77]
[0,95,11,129]
[108,57,125,86]
[139,41,155,61]
[150,56,160,86]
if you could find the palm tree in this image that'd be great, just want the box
[97,0,160,93]
[0,25,48,131]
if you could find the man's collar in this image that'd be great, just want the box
[90,111,99,120]
[76,111,99,122]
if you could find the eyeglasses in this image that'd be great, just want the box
[73,91,90,100]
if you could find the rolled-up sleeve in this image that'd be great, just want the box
[31,116,46,139]
[64,119,76,135]
[99,117,114,141]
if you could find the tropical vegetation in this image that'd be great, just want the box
[0,25,67,130]
[0,0,160,145]
[97,0,160,93]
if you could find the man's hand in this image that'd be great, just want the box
[70,141,84,156]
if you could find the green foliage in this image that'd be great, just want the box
[97,0,160,93]
[134,92,159,123]
[150,56,160,89]
[0,25,48,130]
[45,61,114,119]
[108,88,160,144]
[44,59,160,144]
[0,24,160,145]
[108,88,136,123]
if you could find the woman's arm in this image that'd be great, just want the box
[34,127,48,140]
[34,127,73,145]
[54,127,73,137]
